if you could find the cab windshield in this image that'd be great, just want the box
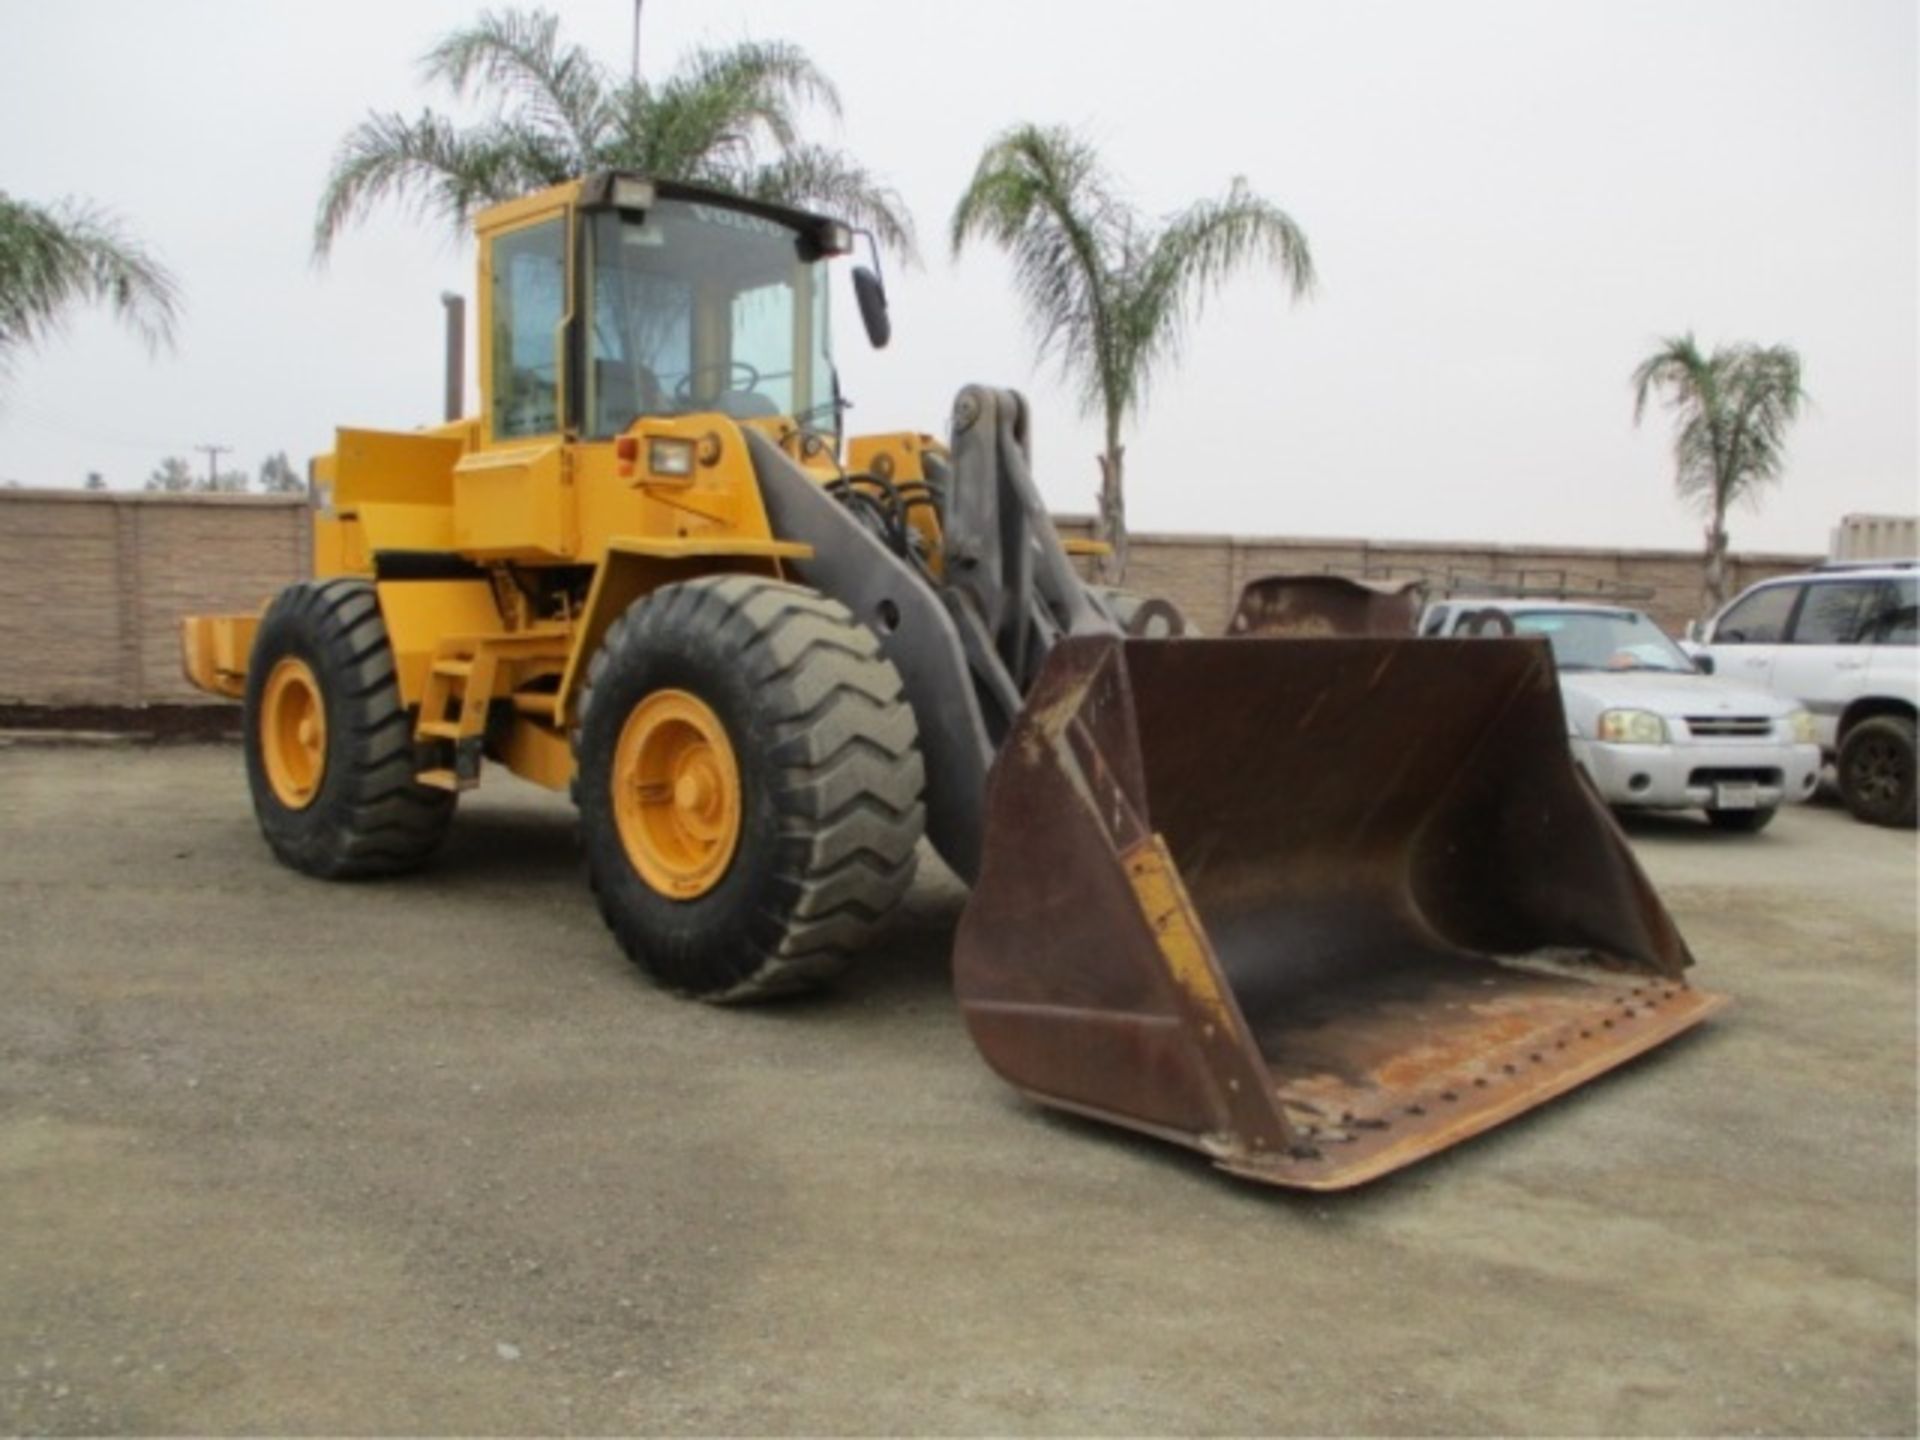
[581,199,834,438]
[1511,609,1696,673]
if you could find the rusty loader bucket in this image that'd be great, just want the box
[953,635,1726,1190]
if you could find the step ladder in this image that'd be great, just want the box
[414,642,500,791]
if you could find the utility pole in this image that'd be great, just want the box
[194,444,232,491]
[631,0,642,81]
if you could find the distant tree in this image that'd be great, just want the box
[951,124,1314,580]
[314,8,914,261]
[146,454,259,493]
[84,470,106,491]
[1632,334,1807,610]
[258,451,305,494]
[0,191,179,382]
[145,456,197,493]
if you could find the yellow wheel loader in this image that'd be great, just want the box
[183,172,1724,1189]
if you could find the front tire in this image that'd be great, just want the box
[243,579,455,877]
[1706,806,1777,833]
[1838,715,1918,828]
[575,577,925,1001]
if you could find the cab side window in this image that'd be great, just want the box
[1791,582,1880,644]
[491,218,567,439]
[1713,584,1798,643]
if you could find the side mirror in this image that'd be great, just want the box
[852,266,891,349]
[1694,653,1716,675]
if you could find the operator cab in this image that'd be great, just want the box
[478,172,887,448]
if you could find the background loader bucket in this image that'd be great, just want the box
[954,635,1726,1190]
[1227,573,1423,637]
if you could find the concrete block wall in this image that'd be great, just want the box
[0,489,1817,709]
[1057,518,1818,637]
[0,490,310,707]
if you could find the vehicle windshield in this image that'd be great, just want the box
[582,199,834,438]
[1510,609,1696,673]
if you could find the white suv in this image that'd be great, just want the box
[1693,565,1918,827]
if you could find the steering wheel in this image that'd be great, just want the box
[673,360,761,401]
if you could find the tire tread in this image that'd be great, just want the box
[244,579,455,878]
[575,576,924,1001]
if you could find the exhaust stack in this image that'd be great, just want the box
[440,292,465,423]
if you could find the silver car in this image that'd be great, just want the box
[1424,600,1822,831]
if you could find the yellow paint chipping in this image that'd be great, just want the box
[1122,836,1231,1027]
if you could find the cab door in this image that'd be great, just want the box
[1703,580,1802,698]
[477,205,572,448]
[1772,578,1886,750]
[1863,577,1919,713]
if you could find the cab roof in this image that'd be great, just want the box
[472,170,851,257]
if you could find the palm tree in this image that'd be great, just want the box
[1632,335,1807,611]
[314,8,914,260]
[0,192,178,381]
[950,124,1314,580]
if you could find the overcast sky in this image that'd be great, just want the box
[1,0,1912,553]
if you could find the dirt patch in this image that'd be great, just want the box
[0,746,1912,1434]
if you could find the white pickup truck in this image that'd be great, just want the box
[1423,598,1821,831]
[1691,564,1917,827]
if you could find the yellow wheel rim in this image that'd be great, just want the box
[613,689,742,899]
[261,656,327,810]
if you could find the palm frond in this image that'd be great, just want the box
[312,110,571,258]
[739,145,918,263]
[421,8,608,161]
[0,192,179,362]
[652,40,840,152]
[1117,177,1315,417]
[603,76,761,179]
[1719,344,1806,511]
[604,39,850,209]
[950,124,1123,415]
[1630,332,1712,424]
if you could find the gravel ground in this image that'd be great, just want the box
[1,742,1913,1435]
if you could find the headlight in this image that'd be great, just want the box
[1597,709,1667,745]
[1789,709,1818,745]
[647,437,696,479]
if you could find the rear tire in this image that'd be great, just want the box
[574,576,925,1002]
[1706,805,1776,833]
[1838,715,1918,828]
[243,579,455,878]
